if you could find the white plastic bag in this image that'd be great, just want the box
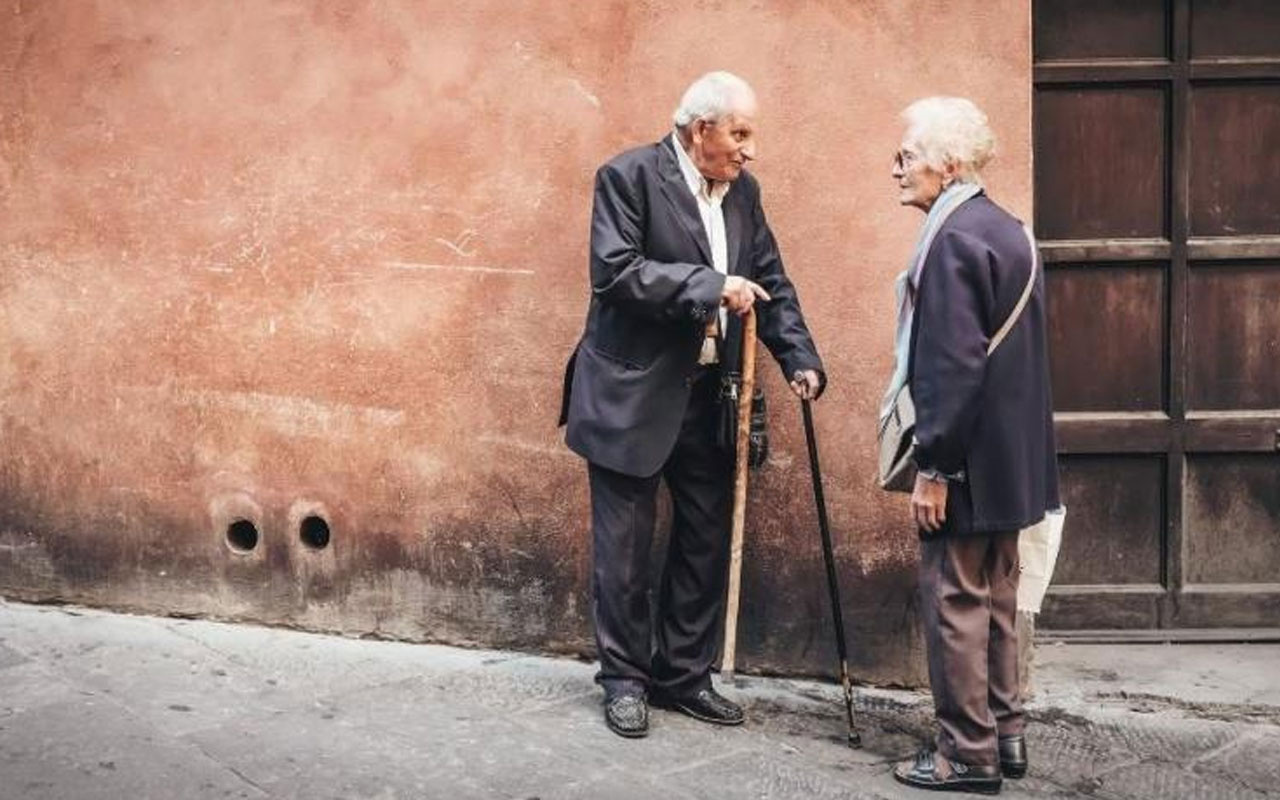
[1017,506,1066,613]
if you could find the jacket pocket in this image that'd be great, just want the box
[586,343,652,372]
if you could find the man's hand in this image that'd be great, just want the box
[721,276,770,316]
[790,370,822,400]
[911,473,948,533]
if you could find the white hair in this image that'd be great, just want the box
[901,96,996,183]
[672,71,756,128]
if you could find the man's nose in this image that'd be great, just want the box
[741,140,757,162]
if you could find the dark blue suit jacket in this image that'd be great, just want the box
[909,194,1061,534]
[559,137,823,477]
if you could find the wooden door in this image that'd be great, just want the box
[1034,0,1280,635]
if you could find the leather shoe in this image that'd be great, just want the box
[998,734,1027,779]
[651,687,745,726]
[893,749,1002,795]
[604,694,649,738]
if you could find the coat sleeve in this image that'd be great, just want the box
[589,163,725,323]
[911,227,995,476]
[746,186,826,389]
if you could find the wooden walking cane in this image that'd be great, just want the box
[721,307,757,684]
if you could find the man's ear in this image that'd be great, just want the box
[691,119,710,145]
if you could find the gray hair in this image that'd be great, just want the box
[901,96,996,184]
[672,71,756,128]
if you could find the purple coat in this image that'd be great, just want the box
[909,193,1061,535]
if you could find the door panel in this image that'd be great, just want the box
[1180,452,1280,627]
[1187,263,1280,410]
[1189,83,1280,236]
[1035,87,1169,240]
[1055,456,1166,586]
[1184,454,1280,585]
[1034,0,1169,61]
[1190,0,1280,58]
[1047,264,1167,412]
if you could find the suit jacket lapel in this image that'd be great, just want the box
[724,193,745,276]
[656,139,713,265]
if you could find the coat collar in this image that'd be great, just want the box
[657,137,713,265]
[656,136,749,274]
[724,191,744,276]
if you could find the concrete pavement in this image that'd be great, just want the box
[1,599,1277,799]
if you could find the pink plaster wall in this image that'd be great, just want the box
[0,0,1030,684]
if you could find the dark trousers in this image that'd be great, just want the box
[918,530,1025,766]
[587,368,732,699]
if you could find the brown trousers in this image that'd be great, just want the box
[918,530,1025,766]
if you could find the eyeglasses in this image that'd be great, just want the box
[893,149,920,170]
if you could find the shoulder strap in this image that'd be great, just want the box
[987,225,1038,356]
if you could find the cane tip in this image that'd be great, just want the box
[847,731,863,749]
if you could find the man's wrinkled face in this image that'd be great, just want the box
[689,103,758,184]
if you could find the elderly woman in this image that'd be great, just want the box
[883,97,1060,794]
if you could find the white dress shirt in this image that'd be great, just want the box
[671,132,731,362]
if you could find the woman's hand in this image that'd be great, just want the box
[911,473,948,533]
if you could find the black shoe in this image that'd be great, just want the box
[652,687,745,726]
[893,749,1003,795]
[998,735,1027,779]
[604,694,649,738]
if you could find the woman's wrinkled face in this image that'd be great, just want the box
[892,138,946,212]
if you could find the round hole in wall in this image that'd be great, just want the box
[226,519,259,553]
[299,515,331,550]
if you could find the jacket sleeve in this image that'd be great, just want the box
[746,186,826,389]
[589,163,725,323]
[911,227,995,476]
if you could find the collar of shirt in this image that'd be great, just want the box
[671,131,731,204]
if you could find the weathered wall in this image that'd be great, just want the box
[0,0,1030,685]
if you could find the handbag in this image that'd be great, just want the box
[877,382,917,492]
[717,373,768,470]
[877,225,1040,492]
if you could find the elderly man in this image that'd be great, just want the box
[559,71,826,738]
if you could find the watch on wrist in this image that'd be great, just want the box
[918,468,948,484]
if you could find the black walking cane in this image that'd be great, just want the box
[799,389,862,748]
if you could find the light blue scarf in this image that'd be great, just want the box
[879,181,983,423]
